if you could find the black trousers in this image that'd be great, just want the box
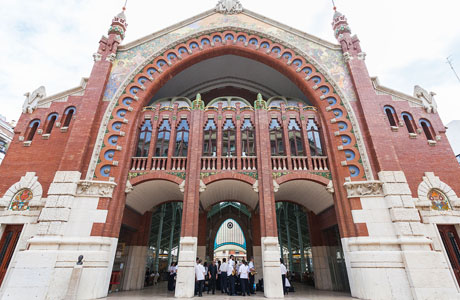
[229,275,236,295]
[208,277,216,294]
[197,280,204,296]
[282,274,286,294]
[221,272,228,293]
[249,273,255,293]
[241,278,251,296]
[167,274,175,291]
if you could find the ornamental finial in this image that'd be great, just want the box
[215,0,243,15]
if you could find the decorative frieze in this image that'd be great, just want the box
[343,180,383,198]
[215,0,243,15]
[76,180,117,197]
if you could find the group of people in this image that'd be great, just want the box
[194,255,256,297]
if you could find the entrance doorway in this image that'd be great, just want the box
[438,224,460,285]
[0,225,22,286]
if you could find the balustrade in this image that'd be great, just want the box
[311,156,329,171]
[131,157,148,171]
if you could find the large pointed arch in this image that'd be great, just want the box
[87,29,372,183]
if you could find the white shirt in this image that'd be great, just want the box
[280,263,287,275]
[238,264,249,279]
[220,262,228,273]
[195,264,205,280]
[169,266,177,274]
[248,261,255,271]
[227,259,235,274]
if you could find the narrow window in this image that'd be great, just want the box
[288,119,304,156]
[384,106,397,127]
[63,107,76,127]
[307,119,323,156]
[222,118,236,156]
[45,113,58,134]
[241,119,255,156]
[174,119,189,157]
[155,119,171,157]
[136,120,152,157]
[26,120,41,141]
[269,118,284,156]
[0,140,6,154]
[401,112,415,134]
[419,119,435,140]
[203,119,217,156]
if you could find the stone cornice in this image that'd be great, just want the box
[371,77,423,107]
[344,180,383,198]
[37,78,88,108]
[76,180,117,198]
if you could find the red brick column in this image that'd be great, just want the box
[254,107,277,238]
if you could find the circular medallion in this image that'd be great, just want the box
[227,222,234,229]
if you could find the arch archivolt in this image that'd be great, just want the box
[87,28,373,184]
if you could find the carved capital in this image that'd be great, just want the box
[343,180,383,198]
[179,180,186,193]
[199,180,207,193]
[252,180,259,193]
[76,180,117,197]
[273,180,280,193]
[105,53,117,62]
[326,180,334,194]
[357,52,366,60]
[343,52,353,62]
[125,180,133,194]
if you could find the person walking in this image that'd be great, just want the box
[195,259,206,297]
[280,258,287,295]
[220,258,228,294]
[227,255,236,296]
[208,260,218,294]
[238,260,251,296]
[248,257,256,294]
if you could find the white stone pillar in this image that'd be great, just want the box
[261,236,284,298]
[175,237,197,298]
[311,246,333,290]
[122,246,148,291]
[252,245,263,282]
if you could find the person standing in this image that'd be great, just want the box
[280,258,287,295]
[227,255,236,296]
[167,262,177,291]
[217,260,222,291]
[238,260,251,296]
[220,258,228,294]
[248,257,256,294]
[208,260,218,294]
[195,259,206,297]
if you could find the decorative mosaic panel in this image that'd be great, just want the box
[103,13,357,103]
[10,189,33,211]
[429,189,450,211]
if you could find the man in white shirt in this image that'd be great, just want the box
[195,259,206,297]
[238,260,251,296]
[248,257,256,294]
[227,255,236,295]
[219,258,228,294]
[280,258,287,295]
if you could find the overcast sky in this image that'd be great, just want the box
[1,0,459,125]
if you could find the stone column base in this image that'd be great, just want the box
[261,236,284,298]
[175,237,197,298]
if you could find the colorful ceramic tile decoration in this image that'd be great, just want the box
[429,189,450,211]
[10,189,33,211]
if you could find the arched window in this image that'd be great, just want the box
[384,106,397,127]
[136,120,152,157]
[222,118,236,156]
[155,119,171,157]
[241,119,255,156]
[63,107,76,127]
[26,119,41,141]
[401,112,416,134]
[456,154,460,165]
[269,118,284,156]
[419,119,435,141]
[307,119,323,156]
[174,119,189,157]
[203,119,217,156]
[45,113,58,134]
[288,119,304,156]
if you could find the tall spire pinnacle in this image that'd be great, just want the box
[109,3,128,41]
[331,8,364,61]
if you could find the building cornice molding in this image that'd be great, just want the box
[371,77,423,107]
[36,78,88,109]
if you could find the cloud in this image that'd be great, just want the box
[0,0,459,125]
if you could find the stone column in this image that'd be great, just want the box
[254,95,283,298]
[308,212,333,290]
[154,205,166,273]
[175,96,204,298]
[295,206,306,280]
